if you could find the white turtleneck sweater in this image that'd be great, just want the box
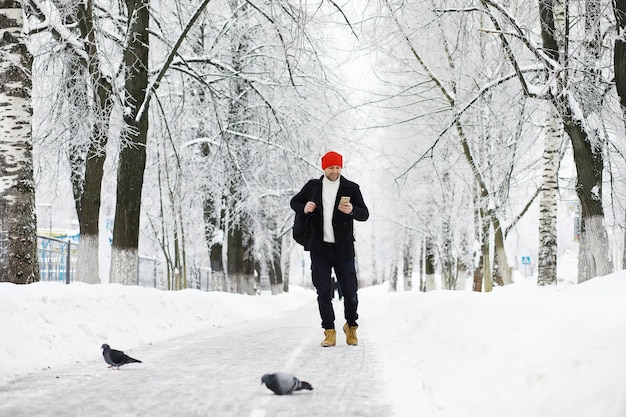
[322,175,340,243]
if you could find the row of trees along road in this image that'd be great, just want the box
[360,0,626,290]
[3,1,626,290]
[0,0,350,288]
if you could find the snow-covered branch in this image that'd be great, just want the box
[24,0,88,62]
[135,0,214,123]
[398,63,547,183]
[183,130,320,172]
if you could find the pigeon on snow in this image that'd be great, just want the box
[101,343,142,369]
[261,372,313,395]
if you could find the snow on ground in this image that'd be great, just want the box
[0,282,311,385]
[368,275,626,417]
[1,271,626,416]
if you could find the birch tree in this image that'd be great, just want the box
[375,0,537,291]
[27,0,202,285]
[17,0,354,290]
[537,105,561,285]
[0,0,38,284]
[403,229,415,291]
[478,0,613,283]
[535,0,612,282]
[534,0,565,287]
[391,0,613,285]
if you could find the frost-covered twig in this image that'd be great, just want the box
[135,0,214,123]
[24,0,89,62]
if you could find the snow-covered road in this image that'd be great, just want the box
[0,299,393,417]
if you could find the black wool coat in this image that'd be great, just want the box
[290,175,369,260]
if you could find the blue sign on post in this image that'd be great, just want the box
[521,256,531,265]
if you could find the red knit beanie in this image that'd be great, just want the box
[321,151,343,169]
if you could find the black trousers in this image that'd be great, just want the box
[310,243,359,329]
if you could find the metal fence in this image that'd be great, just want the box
[189,266,211,291]
[137,256,158,288]
[37,235,160,287]
[38,235,78,284]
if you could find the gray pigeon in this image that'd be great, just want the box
[101,343,142,369]
[261,372,313,395]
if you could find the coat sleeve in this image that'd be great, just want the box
[350,185,369,222]
[290,179,316,214]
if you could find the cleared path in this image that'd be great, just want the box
[0,299,394,417]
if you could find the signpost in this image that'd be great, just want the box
[521,256,531,278]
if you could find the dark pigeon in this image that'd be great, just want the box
[101,343,142,369]
[261,372,313,395]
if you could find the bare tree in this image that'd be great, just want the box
[472,0,614,283]
[0,0,39,284]
[613,0,626,270]
[109,0,151,285]
[26,0,116,284]
[538,0,612,282]
[161,0,346,293]
[71,2,114,284]
[375,0,538,291]
[385,0,614,285]
[41,1,114,284]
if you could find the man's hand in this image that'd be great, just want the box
[304,201,317,213]
[338,201,353,215]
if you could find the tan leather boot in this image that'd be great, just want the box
[343,322,358,346]
[321,329,336,347]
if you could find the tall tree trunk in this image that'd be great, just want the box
[456,229,471,290]
[473,254,483,292]
[440,183,456,290]
[200,137,226,291]
[574,0,612,282]
[0,0,39,284]
[539,0,612,283]
[25,0,111,284]
[419,238,425,291]
[472,186,493,292]
[473,195,483,292]
[403,230,414,291]
[213,0,256,294]
[388,260,398,292]
[227,222,255,294]
[565,121,612,282]
[282,235,290,293]
[492,217,512,285]
[441,255,454,290]
[153,135,187,290]
[268,237,283,295]
[73,2,113,284]
[612,0,626,270]
[481,211,493,292]
[110,0,150,284]
[204,194,226,291]
[424,237,436,291]
[537,105,561,285]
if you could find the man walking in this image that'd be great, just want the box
[290,151,369,346]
